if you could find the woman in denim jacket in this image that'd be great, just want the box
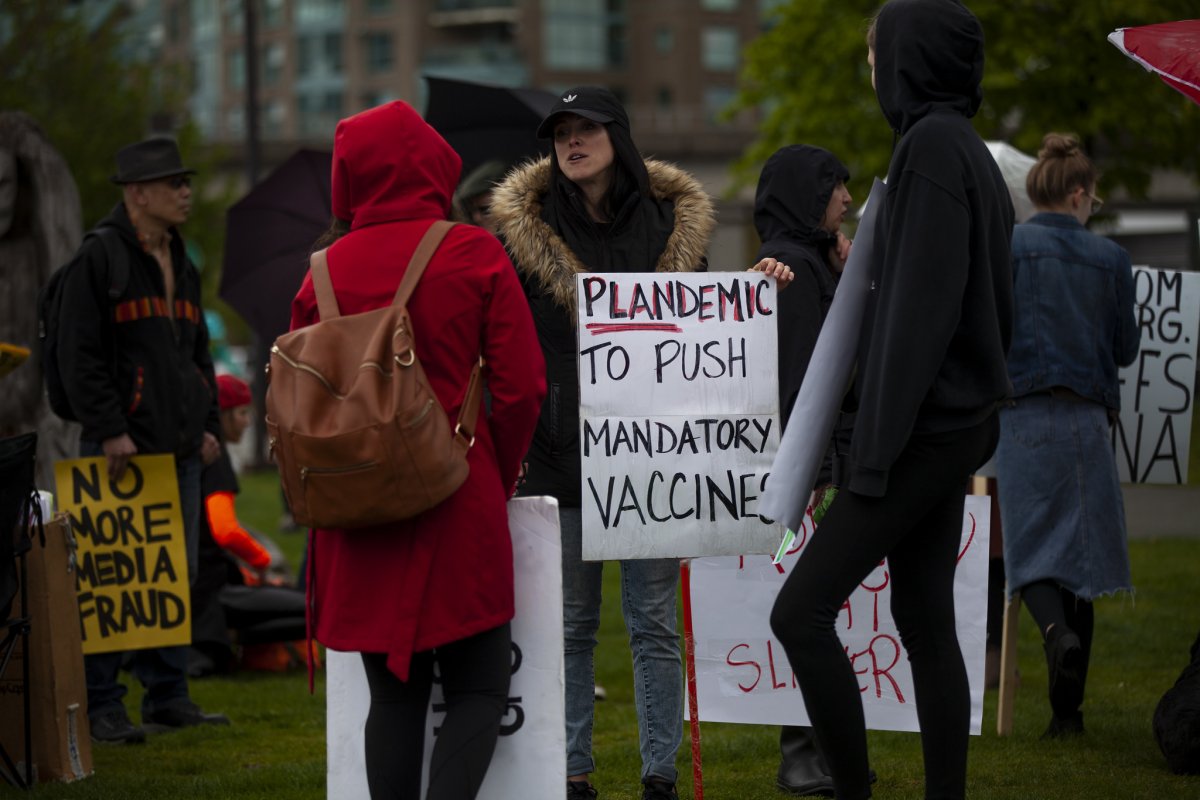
[995,132,1140,738]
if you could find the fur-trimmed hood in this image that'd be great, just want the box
[490,156,715,313]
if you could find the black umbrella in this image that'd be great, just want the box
[423,76,557,178]
[220,148,332,345]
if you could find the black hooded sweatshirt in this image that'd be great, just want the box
[55,202,219,457]
[849,0,1014,497]
[754,144,850,428]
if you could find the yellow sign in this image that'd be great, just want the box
[53,455,191,654]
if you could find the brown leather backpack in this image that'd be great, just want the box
[265,220,483,529]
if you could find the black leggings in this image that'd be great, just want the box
[360,623,512,800]
[770,417,998,800]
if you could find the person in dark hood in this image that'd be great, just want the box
[756,144,858,797]
[492,86,790,800]
[769,2,1014,799]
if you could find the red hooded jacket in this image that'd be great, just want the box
[290,101,546,680]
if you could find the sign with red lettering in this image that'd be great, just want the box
[1114,267,1199,483]
[687,495,990,733]
[576,273,783,560]
[53,455,190,655]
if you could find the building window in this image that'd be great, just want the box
[701,0,737,10]
[367,0,392,13]
[262,99,285,137]
[296,0,343,26]
[324,33,343,73]
[224,0,244,36]
[297,91,344,137]
[703,85,736,124]
[364,32,393,73]
[259,0,284,28]
[226,49,245,90]
[656,87,672,110]
[262,41,285,85]
[225,107,245,138]
[701,26,739,72]
[655,27,673,54]
[543,0,626,71]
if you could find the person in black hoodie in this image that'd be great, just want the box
[769,2,1014,799]
[492,87,790,800]
[53,137,229,743]
[756,144,855,797]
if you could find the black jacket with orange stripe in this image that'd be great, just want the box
[55,202,219,457]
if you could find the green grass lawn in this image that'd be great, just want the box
[21,468,1200,799]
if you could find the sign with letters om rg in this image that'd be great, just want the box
[576,272,783,560]
[54,455,190,655]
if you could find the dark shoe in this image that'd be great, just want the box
[145,700,231,729]
[1045,627,1085,716]
[642,778,679,800]
[1042,710,1085,739]
[567,779,598,799]
[777,725,834,796]
[90,709,146,744]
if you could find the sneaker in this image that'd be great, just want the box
[594,684,607,701]
[144,700,231,729]
[90,708,146,744]
[642,778,679,800]
[567,779,598,799]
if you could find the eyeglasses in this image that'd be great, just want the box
[165,175,191,190]
[1086,192,1103,215]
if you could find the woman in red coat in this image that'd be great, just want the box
[289,101,546,799]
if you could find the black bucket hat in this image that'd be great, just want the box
[111,136,196,184]
[535,86,630,139]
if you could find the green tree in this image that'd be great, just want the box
[0,0,236,332]
[730,0,1200,199]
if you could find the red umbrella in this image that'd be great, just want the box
[1108,20,1200,106]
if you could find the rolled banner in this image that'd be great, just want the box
[760,178,887,541]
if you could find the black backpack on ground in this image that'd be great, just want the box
[37,227,130,421]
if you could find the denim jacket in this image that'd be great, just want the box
[1007,212,1140,410]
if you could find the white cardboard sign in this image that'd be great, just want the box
[326,497,565,799]
[687,495,990,734]
[576,272,782,560]
[1114,267,1200,484]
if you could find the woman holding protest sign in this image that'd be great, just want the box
[769,2,1015,798]
[995,132,1140,739]
[491,87,791,800]
[290,101,545,800]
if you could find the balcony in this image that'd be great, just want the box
[429,0,519,28]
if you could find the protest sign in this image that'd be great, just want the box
[576,272,782,559]
[1114,267,1200,484]
[327,497,565,800]
[53,455,189,655]
[687,495,990,734]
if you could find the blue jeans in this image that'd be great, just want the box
[560,507,683,784]
[81,443,201,719]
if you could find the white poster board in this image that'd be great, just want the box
[1114,267,1200,484]
[327,497,565,799]
[687,495,990,734]
[576,273,782,560]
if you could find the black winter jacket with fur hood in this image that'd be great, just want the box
[490,156,714,505]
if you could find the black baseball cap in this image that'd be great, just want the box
[535,86,630,139]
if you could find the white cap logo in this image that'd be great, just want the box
[562,93,577,103]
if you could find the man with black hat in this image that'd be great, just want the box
[52,136,229,743]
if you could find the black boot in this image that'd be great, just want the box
[777,725,834,797]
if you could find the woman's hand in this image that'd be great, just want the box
[750,257,795,290]
[828,232,852,273]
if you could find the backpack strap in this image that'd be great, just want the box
[389,221,485,449]
[309,249,340,321]
[393,220,456,306]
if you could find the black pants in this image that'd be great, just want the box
[770,417,998,800]
[361,623,512,800]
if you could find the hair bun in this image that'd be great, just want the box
[1038,132,1081,160]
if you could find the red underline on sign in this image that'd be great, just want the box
[584,322,683,335]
